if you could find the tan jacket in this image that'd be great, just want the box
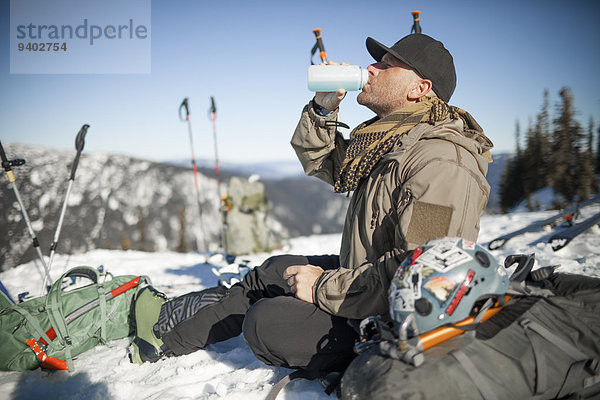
[291,101,493,319]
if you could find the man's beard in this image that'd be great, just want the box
[358,90,394,117]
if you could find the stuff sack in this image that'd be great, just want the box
[222,176,281,256]
[0,266,148,371]
[341,273,600,400]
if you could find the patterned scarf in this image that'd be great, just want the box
[334,97,486,193]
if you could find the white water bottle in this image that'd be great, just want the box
[307,65,369,92]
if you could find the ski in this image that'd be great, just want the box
[488,193,600,250]
[548,211,600,251]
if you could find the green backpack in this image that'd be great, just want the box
[0,266,148,371]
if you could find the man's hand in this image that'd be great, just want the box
[314,61,347,111]
[283,264,324,303]
[315,89,347,111]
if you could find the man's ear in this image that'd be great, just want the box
[408,79,433,100]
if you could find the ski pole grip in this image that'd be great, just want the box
[411,10,422,34]
[0,140,8,165]
[179,97,190,121]
[312,28,327,63]
[75,124,89,152]
[210,96,216,114]
[70,124,89,180]
[0,140,26,181]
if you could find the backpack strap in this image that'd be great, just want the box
[61,267,99,283]
[45,266,105,371]
[521,319,548,394]
[10,302,53,346]
[9,298,69,370]
[265,370,311,400]
[97,283,107,344]
[520,318,600,397]
[452,349,499,400]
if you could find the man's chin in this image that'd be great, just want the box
[357,95,383,116]
[357,92,374,108]
[357,91,367,106]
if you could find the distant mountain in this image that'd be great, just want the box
[167,159,305,180]
[0,144,348,271]
[0,144,506,271]
[221,153,511,215]
[263,177,350,237]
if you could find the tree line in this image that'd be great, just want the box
[499,87,598,212]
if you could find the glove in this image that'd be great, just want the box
[315,89,347,111]
[313,61,348,111]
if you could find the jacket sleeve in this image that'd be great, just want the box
[290,101,349,186]
[313,140,490,319]
[313,250,408,319]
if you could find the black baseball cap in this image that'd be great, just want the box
[366,34,456,102]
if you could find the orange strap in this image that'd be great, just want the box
[418,295,512,351]
[26,338,68,370]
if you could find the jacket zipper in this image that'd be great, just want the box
[325,286,369,301]
[397,188,413,217]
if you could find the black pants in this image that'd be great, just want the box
[158,254,358,375]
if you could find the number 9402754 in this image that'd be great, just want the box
[18,42,67,51]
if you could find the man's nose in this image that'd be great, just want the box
[367,63,379,75]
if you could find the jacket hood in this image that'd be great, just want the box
[385,116,494,176]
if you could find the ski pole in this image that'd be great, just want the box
[179,97,209,252]
[410,11,422,34]
[0,140,52,288]
[209,96,226,253]
[0,279,15,304]
[44,124,90,292]
[310,28,328,64]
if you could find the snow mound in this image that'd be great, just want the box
[1,209,600,399]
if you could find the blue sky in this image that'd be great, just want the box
[1,0,599,164]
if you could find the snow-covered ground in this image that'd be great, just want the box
[1,205,600,400]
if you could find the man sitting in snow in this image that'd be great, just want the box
[130,33,493,381]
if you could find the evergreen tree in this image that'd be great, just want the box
[585,118,598,193]
[137,208,148,252]
[551,87,586,202]
[120,233,131,251]
[499,121,526,212]
[537,89,553,187]
[519,91,553,207]
[499,154,526,212]
[521,121,536,208]
[597,124,600,174]
[587,117,594,153]
[498,87,596,212]
[515,120,521,154]
[176,204,188,253]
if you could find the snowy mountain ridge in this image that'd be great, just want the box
[0,143,351,271]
